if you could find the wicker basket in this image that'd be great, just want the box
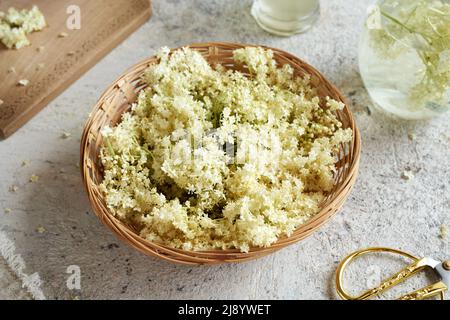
[81,42,361,265]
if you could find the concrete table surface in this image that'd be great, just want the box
[0,0,449,300]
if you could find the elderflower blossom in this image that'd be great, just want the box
[0,6,46,49]
[99,47,352,252]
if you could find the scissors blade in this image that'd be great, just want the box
[424,258,450,288]
[421,257,441,269]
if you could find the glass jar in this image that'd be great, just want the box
[251,0,320,36]
[359,0,450,120]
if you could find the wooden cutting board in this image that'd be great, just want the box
[0,0,151,138]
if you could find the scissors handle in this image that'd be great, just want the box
[335,247,445,300]
[399,281,448,300]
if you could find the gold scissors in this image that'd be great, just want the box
[335,247,450,300]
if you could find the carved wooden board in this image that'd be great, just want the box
[0,0,151,138]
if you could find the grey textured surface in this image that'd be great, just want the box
[0,258,31,300]
[0,0,449,300]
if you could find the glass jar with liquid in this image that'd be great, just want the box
[359,0,450,119]
[251,0,320,36]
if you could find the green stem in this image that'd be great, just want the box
[380,10,415,33]
[427,17,443,37]
[105,137,115,156]
[144,148,154,160]
[404,5,418,25]
[380,10,433,46]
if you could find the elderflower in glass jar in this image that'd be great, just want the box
[359,0,450,119]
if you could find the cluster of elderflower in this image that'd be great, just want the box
[99,47,352,252]
[0,6,46,49]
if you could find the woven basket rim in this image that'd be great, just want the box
[80,42,361,264]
